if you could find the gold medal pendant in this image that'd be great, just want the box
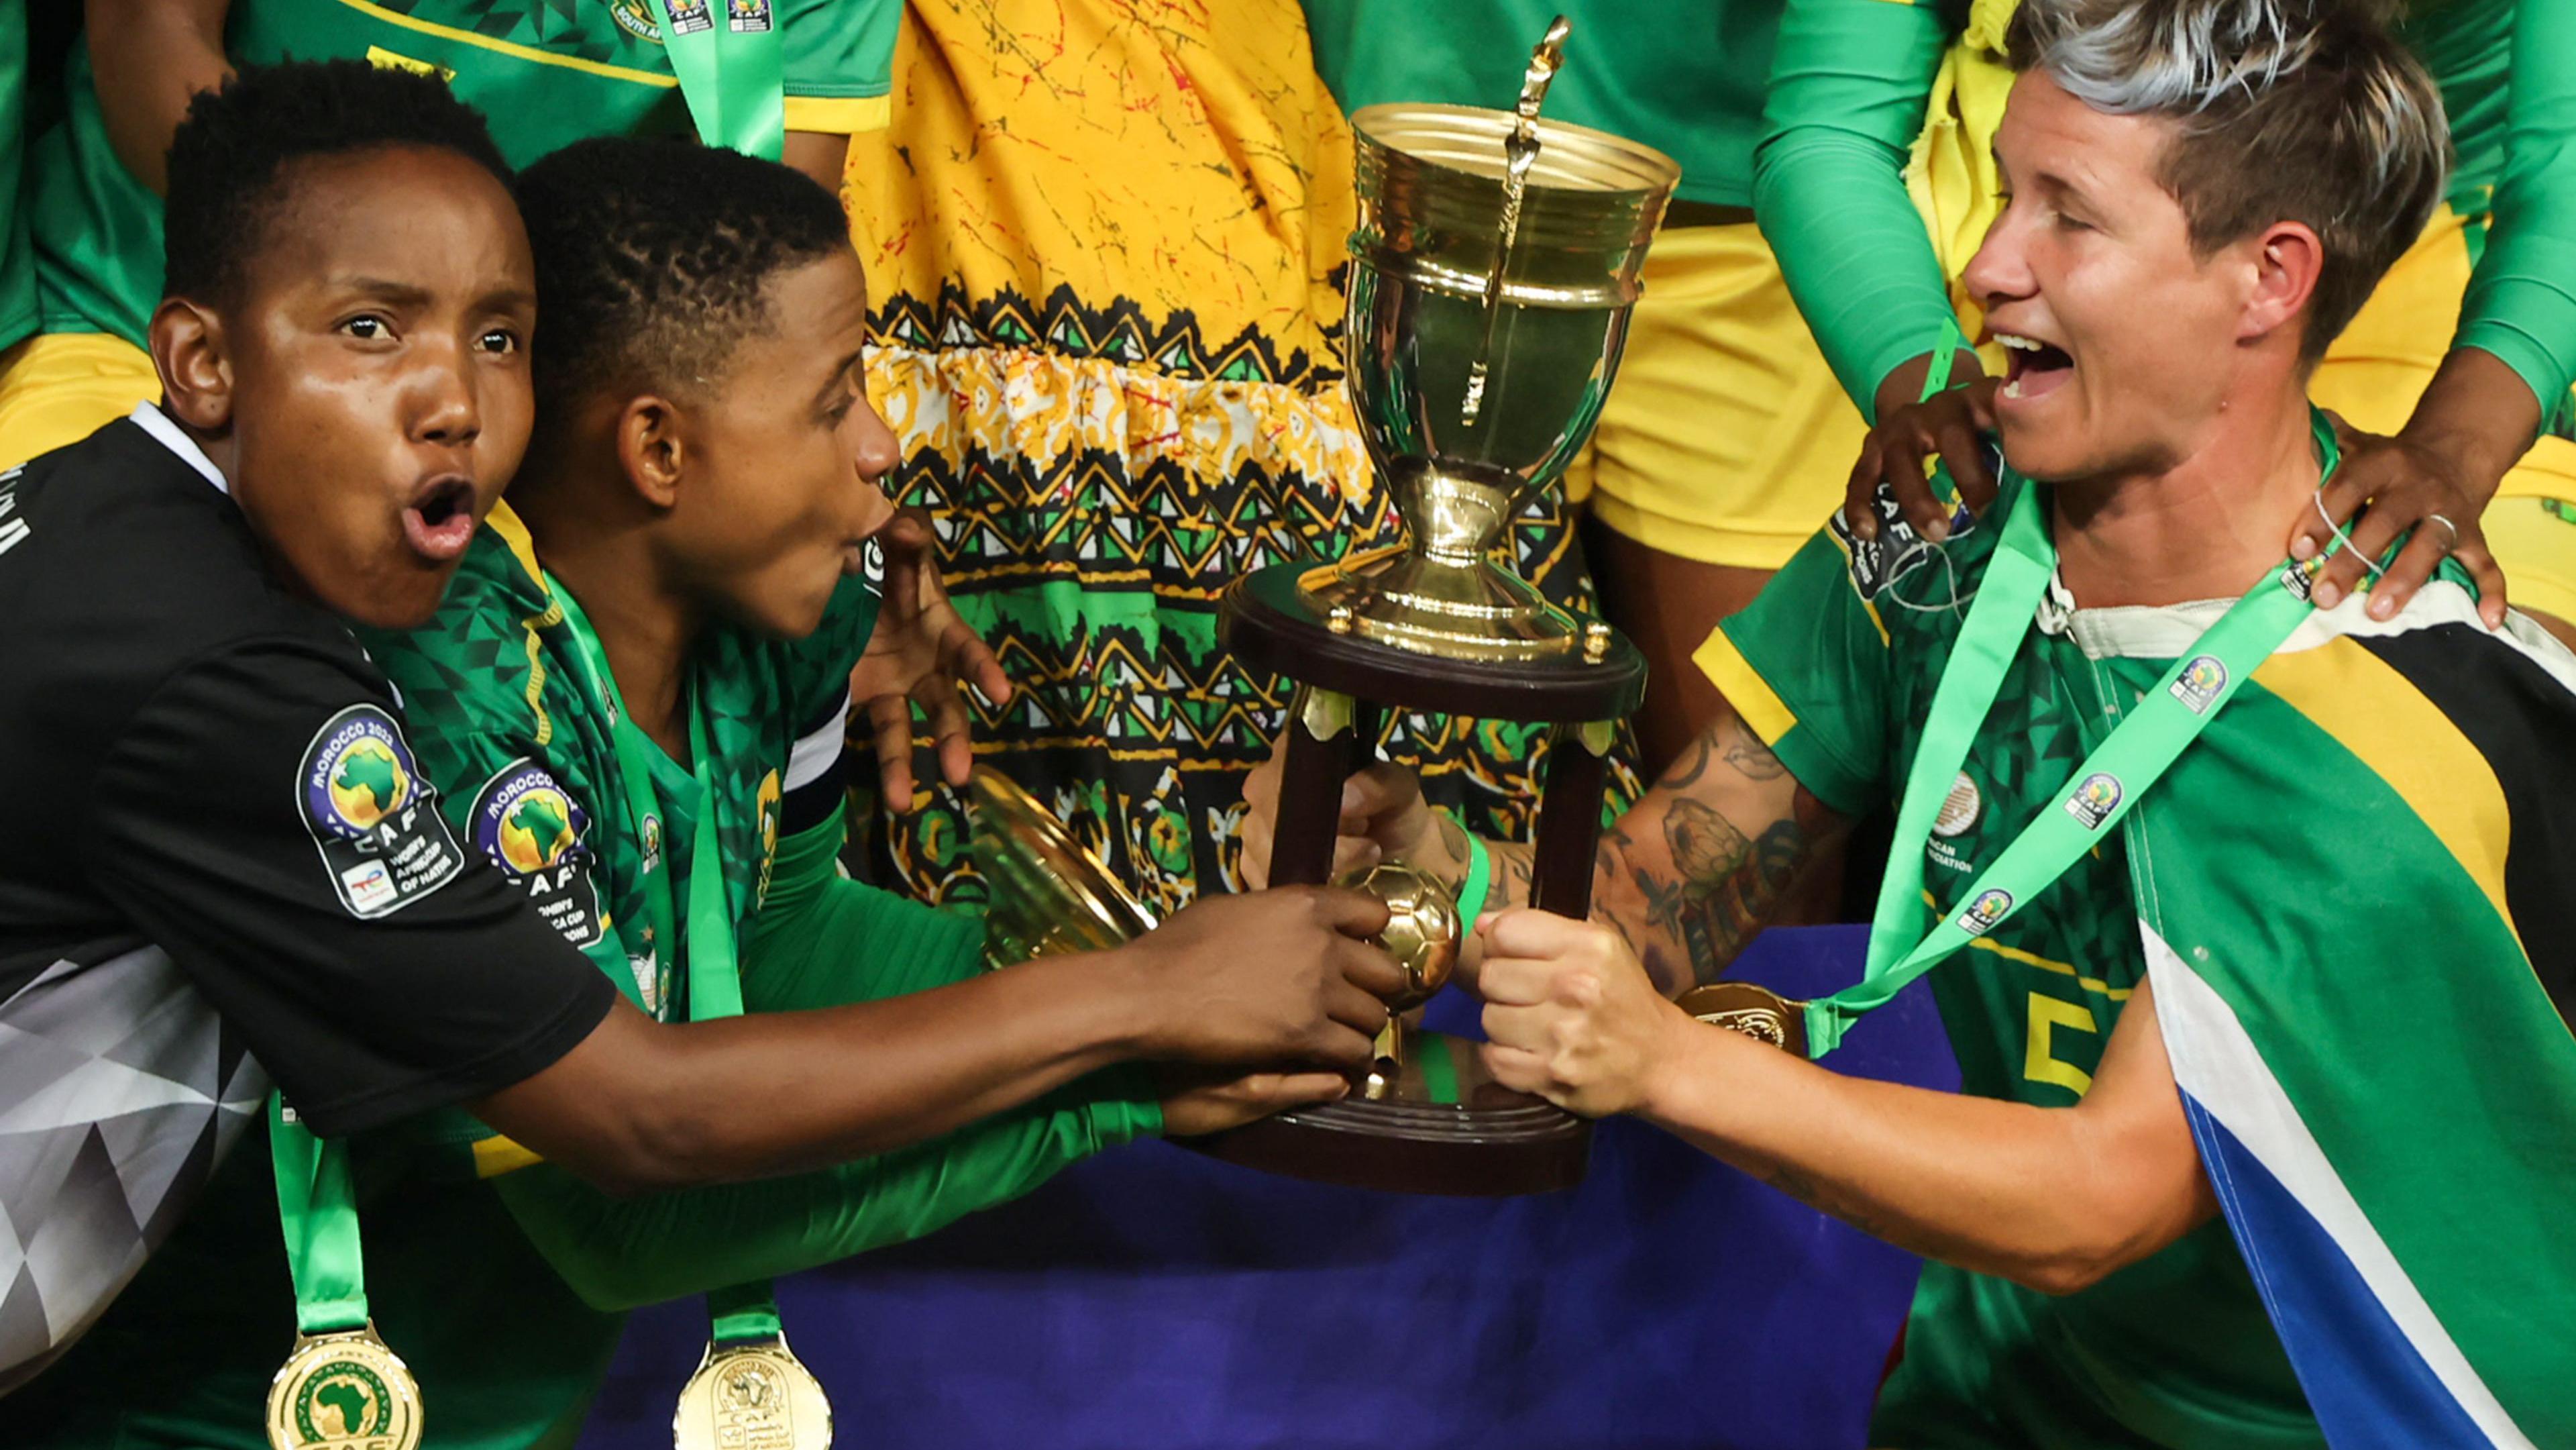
[264,1325,423,1450]
[672,1335,833,1450]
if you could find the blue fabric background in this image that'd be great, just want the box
[578,925,1957,1449]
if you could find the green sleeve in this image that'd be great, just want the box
[780,0,899,109]
[1754,0,1956,419]
[2454,0,2576,424]
[490,807,1161,1312]
[1699,515,1899,817]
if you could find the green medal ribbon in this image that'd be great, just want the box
[1803,416,2339,1057]
[546,579,787,1345]
[270,1097,370,1335]
[656,0,788,160]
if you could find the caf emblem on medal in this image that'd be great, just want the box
[2168,654,2227,714]
[266,1327,423,1450]
[673,1339,832,1450]
[1960,888,2014,935]
[2063,772,2123,829]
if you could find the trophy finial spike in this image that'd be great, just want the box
[1460,15,1574,427]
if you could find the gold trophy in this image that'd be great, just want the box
[1211,19,1675,1194]
[970,19,1680,1196]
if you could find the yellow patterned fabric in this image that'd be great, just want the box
[845,0,1631,914]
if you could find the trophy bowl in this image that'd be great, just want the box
[1305,103,1679,663]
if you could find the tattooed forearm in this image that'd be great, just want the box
[1591,713,1849,995]
[1721,729,1788,780]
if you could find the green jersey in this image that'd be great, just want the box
[0,1,36,354]
[1758,0,2576,420]
[30,0,896,347]
[1700,464,2317,1446]
[1303,0,1773,208]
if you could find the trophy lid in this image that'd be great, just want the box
[967,767,1157,966]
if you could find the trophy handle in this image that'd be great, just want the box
[1461,13,1575,426]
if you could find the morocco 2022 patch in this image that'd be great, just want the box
[297,704,466,919]
[468,760,604,950]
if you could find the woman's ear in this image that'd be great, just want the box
[2239,219,2325,348]
[150,297,233,433]
[614,395,689,511]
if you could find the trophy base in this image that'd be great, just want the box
[1188,1030,1589,1196]
[1225,564,1645,722]
[1297,546,1583,662]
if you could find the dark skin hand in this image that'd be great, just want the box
[857,509,1014,808]
[1851,346,2528,629]
[469,884,1405,1194]
[2290,348,2524,627]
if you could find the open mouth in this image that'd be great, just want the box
[1997,332,2074,403]
[400,475,478,564]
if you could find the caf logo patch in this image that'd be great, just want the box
[640,813,665,878]
[662,0,714,36]
[2064,772,2123,829]
[299,705,464,919]
[1960,887,2013,935]
[468,762,603,949]
[727,0,773,33]
[1931,771,1982,839]
[2169,654,2227,713]
[2281,558,2318,603]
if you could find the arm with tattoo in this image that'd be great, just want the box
[1481,714,1849,996]
[1242,707,1849,995]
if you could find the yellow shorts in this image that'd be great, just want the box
[0,331,161,470]
[1566,221,1873,572]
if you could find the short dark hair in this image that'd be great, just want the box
[514,137,851,425]
[2007,0,2447,361]
[163,60,514,304]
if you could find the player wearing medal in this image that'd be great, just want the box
[0,62,1401,1421]
[1250,1,2576,1442]
[1762,0,2576,648]
[9,126,1403,1450]
[0,0,889,468]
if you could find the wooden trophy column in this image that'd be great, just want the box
[1197,567,1647,1196]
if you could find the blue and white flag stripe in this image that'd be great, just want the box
[2143,928,2532,1450]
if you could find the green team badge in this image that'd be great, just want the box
[607,0,665,42]
[266,1327,422,1450]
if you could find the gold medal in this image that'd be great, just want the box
[264,1324,423,1450]
[672,1335,833,1450]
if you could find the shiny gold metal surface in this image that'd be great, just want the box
[1677,980,1811,1057]
[266,1325,423,1450]
[1334,860,1462,1099]
[966,766,1156,968]
[672,1337,833,1450]
[1303,21,1679,663]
